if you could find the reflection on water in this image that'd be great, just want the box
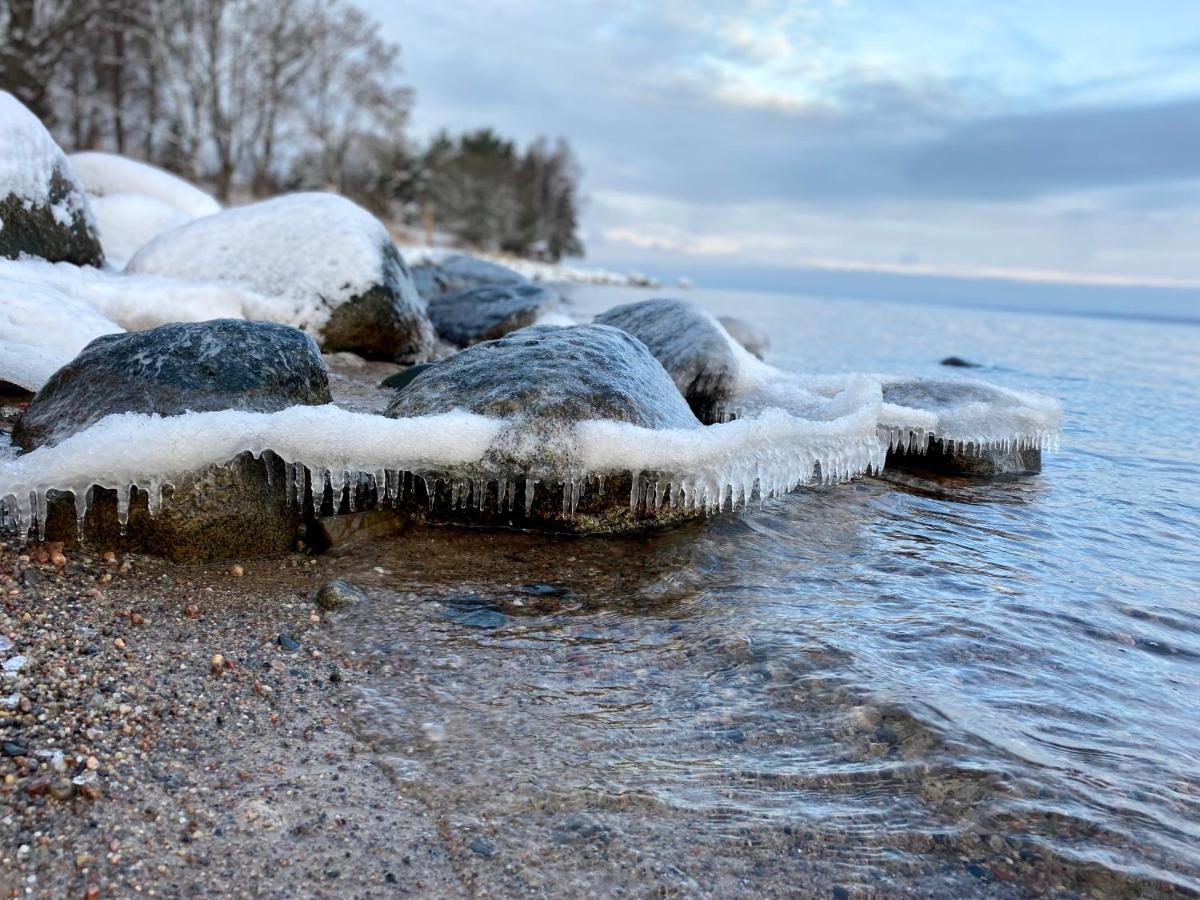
[324,291,1200,897]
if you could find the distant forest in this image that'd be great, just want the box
[0,0,584,260]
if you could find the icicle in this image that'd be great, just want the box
[524,478,537,516]
[629,471,641,510]
[116,484,132,534]
[146,479,163,518]
[73,488,89,539]
[34,490,48,541]
[569,479,581,517]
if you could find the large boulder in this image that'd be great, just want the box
[595,299,739,424]
[384,324,703,532]
[428,283,561,346]
[15,320,331,562]
[409,253,527,302]
[0,92,103,266]
[126,193,436,363]
[87,193,190,267]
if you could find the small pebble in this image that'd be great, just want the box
[210,653,225,674]
[230,564,244,577]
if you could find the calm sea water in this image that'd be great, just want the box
[326,286,1200,896]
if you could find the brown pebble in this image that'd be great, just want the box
[25,776,50,796]
[50,552,66,567]
[85,885,100,900]
[230,564,244,577]
[77,782,102,801]
[113,637,126,649]
[184,604,201,619]
[102,551,116,563]
[85,756,100,770]
[49,778,75,801]
[130,612,144,626]
[210,653,225,674]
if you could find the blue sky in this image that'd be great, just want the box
[369,1,1200,295]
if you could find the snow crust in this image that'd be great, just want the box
[0,91,91,231]
[0,258,288,335]
[127,193,410,334]
[0,269,123,391]
[400,245,661,288]
[88,193,190,268]
[68,152,220,218]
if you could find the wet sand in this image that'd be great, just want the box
[2,524,1190,899]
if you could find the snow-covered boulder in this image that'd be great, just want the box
[88,193,190,267]
[596,299,740,424]
[428,282,561,346]
[409,253,528,302]
[385,323,704,532]
[125,193,436,363]
[15,319,332,562]
[718,315,770,360]
[0,92,103,266]
[0,274,123,394]
[68,151,220,219]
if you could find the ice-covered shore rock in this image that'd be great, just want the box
[0,92,104,267]
[596,298,739,424]
[87,193,190,268]
[14,320,330,562]
[428,282,562,346]
[409,253,528,302]
[125,193,436,363]
[68,151,220,219]
[385,323,706,532]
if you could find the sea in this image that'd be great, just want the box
[319,284,1199,896]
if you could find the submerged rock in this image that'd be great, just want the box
[718,316,770,360]
[0,92,104,267]
[385,324,703,532]
[314,579,369,610]
[940,356,981,368]
[409,254,527,302]
[125,193,435,363]
[595,299,739,424]
[428,283,560,346]
[16,319,331,562]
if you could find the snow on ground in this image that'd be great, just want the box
[127,193,414,335]
[0,91,93,230]
[0,267,123,392]
[88,193,190,268]
[69,151,220,218]
[0,258,291,335]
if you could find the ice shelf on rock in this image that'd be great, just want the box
[68,151,220,219]
[0,395,891,541]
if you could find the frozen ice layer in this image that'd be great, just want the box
[0,395,889,541]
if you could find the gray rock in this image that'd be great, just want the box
[940,356,981,368]
[0,167,103,268]
[428,283,560,346]
[595,299,738,424]
[409,254,527,302]
[17,319,331,562]
[385,324,703,532]
[718,315,769,359]
[312,510,406,554]
[314,579,369,611]
[14,319,330,451]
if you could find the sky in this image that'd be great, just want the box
[369,0,1200,304]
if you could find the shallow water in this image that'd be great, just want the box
[326,287,1198,895]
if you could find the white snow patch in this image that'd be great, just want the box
[0,267,123,391]
[88,193,191,269]
[69,152,220,218]
[127,193,413,335]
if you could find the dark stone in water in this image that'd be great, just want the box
[384,324,704,533]
[596,298,738,424]
[940,356,981,368]
[314,579,369,611]
[379,364,435,391]
[428,283,560,346]
[886,437,1041,478]
[409,254,526,303]
[277,634,301,651]
[16,319,330,563]
[468,837,497,858]
[718,315,769,359]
